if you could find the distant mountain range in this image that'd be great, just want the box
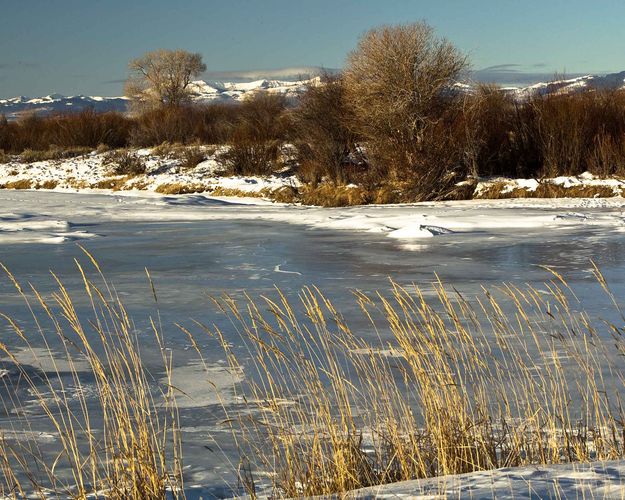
[2,71,624,120]
[0,79,317,120]
[503,71,625,97]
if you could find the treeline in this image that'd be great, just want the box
[2,22,625,201]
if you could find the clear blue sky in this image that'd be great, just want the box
[1,0,624,98]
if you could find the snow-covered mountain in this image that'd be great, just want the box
[0,94,129,120]
[502,71,625,97]
[2,72,625,120]
[187,77,318,102]
[0,78,318,120]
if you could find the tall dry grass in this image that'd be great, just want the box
[1,257,625,497]
[200,266,625,496]
[0,250,183,499]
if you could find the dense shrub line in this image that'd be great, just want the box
[2,84,625,201]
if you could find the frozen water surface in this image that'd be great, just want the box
[1,190,625,495]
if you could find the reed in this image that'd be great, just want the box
[200,267,625,496]
[0,257,624,497]
[0,250,183,498]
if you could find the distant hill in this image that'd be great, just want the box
[0,94,129,120]
[2,71,624,120]
[502,71,625,97]
[0,78,318,120]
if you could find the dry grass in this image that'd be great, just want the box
[0,255,625,497]
[155,182,207,195]
[4,179,32,190]
[91,176,130,191]
[66,178,91,190]
[127,179,149,191]
[475,181,620,200]
[267,185,300,204]
[299,184,372,207]
[0,251,183,498]
[209,187,265,198]
[200,268,625,497]
[38,180,59,190]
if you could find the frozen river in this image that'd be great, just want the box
[1,190,625,496]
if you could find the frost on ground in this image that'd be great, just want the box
[337,460,625,499]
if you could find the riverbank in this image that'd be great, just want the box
[3,147,625,206]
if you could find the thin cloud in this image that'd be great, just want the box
[479,64,523,72]
[0,61,40,70]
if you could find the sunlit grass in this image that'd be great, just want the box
[0,255,624,498]
[203,266,625,496]
[0,250,183,499]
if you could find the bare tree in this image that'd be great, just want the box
[292,74,361,185]
[344,22,469,193]
[125,49,206,109]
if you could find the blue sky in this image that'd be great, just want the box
[1,0,624,98]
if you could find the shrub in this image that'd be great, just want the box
[534,90,625,177]
[343,22,471,198]
[217,135,281,176]
[466,88,625,179]
[131,104,237,146]
[48,109,132,149]
[131,106,196,146]
[0,115,11,152]
[152,142,209,168]
[217,93,289,176]
[292,75,363,185]
[103,149,146,176]
[0,111,131,153]
[178,146,208,170]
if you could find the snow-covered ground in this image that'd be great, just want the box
[2,147,625,213]
[337,460,625,499]
[0,147,300,197]
[1,185,625,246]
[473,171,625,197]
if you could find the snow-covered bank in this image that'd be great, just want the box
[0,148,300,196]
[3,147,625,205]
[3,146,625,246]
[336,460,625,499]
[2,189,625,246]
[474,171,625,198]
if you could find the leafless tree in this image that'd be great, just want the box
[344,22,469,192]
[125,49,206,109]
[292,74,361,185]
